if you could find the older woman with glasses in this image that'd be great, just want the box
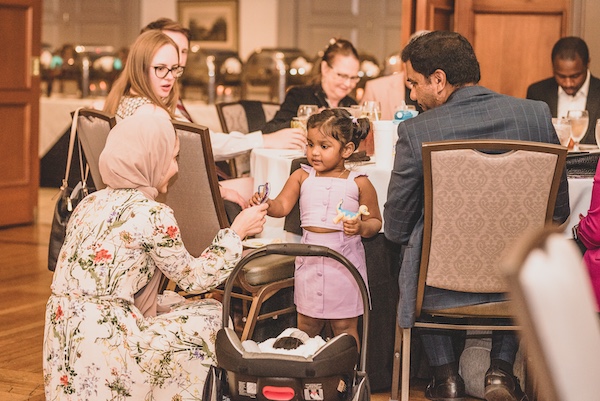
[103,30,182,120]
[262,38,361,133]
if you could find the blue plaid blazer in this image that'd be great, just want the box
[383,85,571,328]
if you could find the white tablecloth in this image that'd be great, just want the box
[568,176,594,236]
[250,147,594,238]
[39,96,221,157]
[39,96,101,157]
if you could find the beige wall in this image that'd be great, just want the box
[583,0,600,77]
[140,0,278,61]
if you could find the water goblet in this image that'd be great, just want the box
[567,110,589,151]
[552,117,572,148]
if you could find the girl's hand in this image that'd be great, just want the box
[230,203,268,239]
[342,218,360,236]
[248,192,267,207]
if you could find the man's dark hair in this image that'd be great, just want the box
[401,31,480,86]
[141,18,191,42]
[552,36,589,65]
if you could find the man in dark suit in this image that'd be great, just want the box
[384,31,570,401]
[527,36,600,145]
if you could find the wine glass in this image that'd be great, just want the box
[297,104,318,118]
[567,110,589,151]
[362,100,382,121]
[552,117,571,147]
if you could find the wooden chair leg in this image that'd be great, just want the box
[391,323,402,401]
[240,279,294,341]
[401,328,411,401]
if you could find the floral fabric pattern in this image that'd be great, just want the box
[44,188,241,400]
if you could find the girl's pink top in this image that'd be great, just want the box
[299,164,365,230]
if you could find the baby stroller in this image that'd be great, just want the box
[205,243,371,401]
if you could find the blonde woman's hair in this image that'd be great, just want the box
[104,30,180,117]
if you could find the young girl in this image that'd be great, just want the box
[250,108,382,347]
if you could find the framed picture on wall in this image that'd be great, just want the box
[178,0,238,51]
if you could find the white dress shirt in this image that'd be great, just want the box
[557,70,590,118]
[175,100,264,162]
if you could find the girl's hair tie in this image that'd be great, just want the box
[350,116,358,126]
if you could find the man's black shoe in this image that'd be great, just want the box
[484,367,528,401]
[425,374,466,400]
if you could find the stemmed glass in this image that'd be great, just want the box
[552,117,572,148]
[362,101,381,121]
[294,105,318,135]
[297,104,318,119]
[567,110,589,151]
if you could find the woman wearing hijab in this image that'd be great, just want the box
[43,113,268,400]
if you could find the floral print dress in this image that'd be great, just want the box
[44,188,242,400]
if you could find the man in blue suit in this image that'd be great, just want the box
[384,31,570,401]
[527,36,600,145]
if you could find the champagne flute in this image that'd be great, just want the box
[595,119,600,149]
[567,110,589,151]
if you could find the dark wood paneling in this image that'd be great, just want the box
[0,0,41,226]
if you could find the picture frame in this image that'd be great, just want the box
[178,0,238,51]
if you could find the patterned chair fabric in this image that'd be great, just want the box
[426,147,558,293]
[221,103,249,133]
[390,140,567,401]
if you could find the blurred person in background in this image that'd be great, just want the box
[262,38,361,133]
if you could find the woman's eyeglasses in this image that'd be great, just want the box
[326,63,360,83]
[153,65,185,79]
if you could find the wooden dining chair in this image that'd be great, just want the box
[215,100,280,177]
[502,228,600,401]
[390,139,567,401]
[162,120,296,341]
[73,108,116,190]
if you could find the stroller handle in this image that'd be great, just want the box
[221,243,371,372]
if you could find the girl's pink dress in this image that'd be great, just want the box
[295,165,369,319]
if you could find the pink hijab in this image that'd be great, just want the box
[99,113,176,200]
[99,113,177,317]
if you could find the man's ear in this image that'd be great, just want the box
[342,142,356,158]
[431,69,447,88]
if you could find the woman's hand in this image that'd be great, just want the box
[262,128,307,150]
[220,186,248,209]
[230,203,268,239]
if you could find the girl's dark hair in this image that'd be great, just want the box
[307,108,370,149]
